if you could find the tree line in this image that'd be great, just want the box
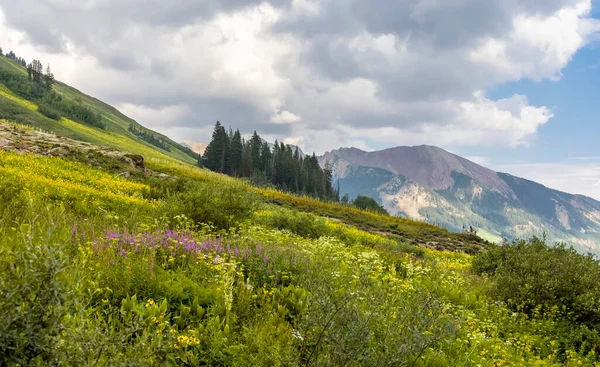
[128,124,171,151]
[0,48,106,129]
[1,48,27,67]
[201,121,339,201]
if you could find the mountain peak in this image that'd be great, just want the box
[323,144,514,197]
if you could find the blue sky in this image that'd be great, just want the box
[451,4,600,199]
[466,42,600,163]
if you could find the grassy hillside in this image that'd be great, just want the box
[0,56,197,165]
[1,127,600,365]
[1,55,599,364]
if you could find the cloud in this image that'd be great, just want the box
[498,161,600,200]
[270,110,301,124]
[0,0,597,154]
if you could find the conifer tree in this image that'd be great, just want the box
[260,141,272,177]
[242,140,253,177]
[229,129,243,177]
[250,131,261,172]
[203,121,230,173]
[44,64,55,88]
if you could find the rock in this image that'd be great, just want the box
[0,137,11,148]
[119,171,131,178]
[121,156,134,167]
[48,146,69,156]
[158,173,170,178]
[124,154,145,170]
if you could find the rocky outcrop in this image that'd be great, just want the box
[0,121,173,178]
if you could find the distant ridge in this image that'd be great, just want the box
[320,145,600,254]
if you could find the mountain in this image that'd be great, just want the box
[0,55,198,165]
[321,146,600,254]
[181,140,208,155]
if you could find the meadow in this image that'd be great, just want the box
[1,147,600,366]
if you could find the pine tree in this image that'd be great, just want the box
[229,129,243,177]
[242,140,253,177]
[44,64,55,88]
[250,131,261,172]
[0,47,3,57]
[203,121,229,172]
[260,141,272,177]
[197,153,204,168]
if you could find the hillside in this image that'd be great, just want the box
[1,119,600,365]
[1,53,600,365]
[320,146,600,254]
[0,55,198,166]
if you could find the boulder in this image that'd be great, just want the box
[123,154,145,170]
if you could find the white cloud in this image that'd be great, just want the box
[270,110,301,123]
[0,0,597,153]
[498,161,600,200]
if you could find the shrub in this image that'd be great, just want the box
[351,195,389,215]
[37,104,61,120]
[165,180,257,230]
[254,208,329,239]
[473,237,600,327]
[0,225,67,365]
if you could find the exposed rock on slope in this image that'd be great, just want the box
[0,121,171,177]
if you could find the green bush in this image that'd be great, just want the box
[37,103,62,120]
[165,180,257,230]
[255,208,330,239]
[0,225,67,365]
[352,195,389,215]
[473,237,600,327]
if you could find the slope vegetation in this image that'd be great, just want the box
[1,124,599,365]
[0,56,197,165]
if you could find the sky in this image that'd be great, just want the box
[0,0,600,198]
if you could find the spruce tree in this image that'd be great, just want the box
[260,142,272,177]
[242,140,253,177]
[203,121,226,172]
[229,129,243,177]
[250,131,261,172]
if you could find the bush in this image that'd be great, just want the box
[0,225,67,365]
[37,104,61,120]
[165,180,257,230]
[473,237,600,327]
[352,195,389,215]
[254,208,329,239]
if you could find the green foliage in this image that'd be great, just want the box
[203,121,339,201]
[0,224,67,366]
[1,123,599,365]
[352,194,389,215]
[473,237,600,329]
[255,208,329,239]
[37,103,62,120]
[164,179,258,230]
[128,123,171,151]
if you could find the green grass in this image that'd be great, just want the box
[1,148,598,365]
[1,53,598,365]
[0,56,196,164]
